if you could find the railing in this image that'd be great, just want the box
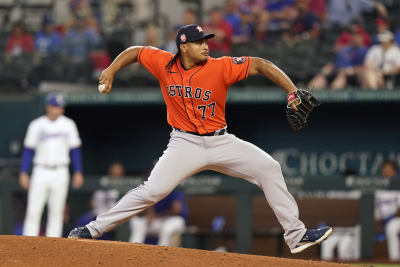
[42,88,400,105]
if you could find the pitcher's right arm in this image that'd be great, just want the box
[99,46,143,94]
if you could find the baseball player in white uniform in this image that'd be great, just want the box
[20,93,84,237]
[375,159,400,262]
[375,189,400,261]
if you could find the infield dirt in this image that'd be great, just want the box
[0,235,357,267]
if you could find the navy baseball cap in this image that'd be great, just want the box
[46,93,65,107]
[176,24,215,48]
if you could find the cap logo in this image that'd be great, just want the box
[56,94,64,105]
[196,26,203,32]
[180,34,187,42]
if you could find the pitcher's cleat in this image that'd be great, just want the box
[290,227,333,254]
[68,226,93,239]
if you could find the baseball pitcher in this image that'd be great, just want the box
[20,94,84,237]
[69,24,331,253]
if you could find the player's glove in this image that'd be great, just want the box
[286,89,320,132]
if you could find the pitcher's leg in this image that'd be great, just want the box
[208,135,305,249]
[87,133,207,238]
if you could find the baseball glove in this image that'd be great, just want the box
[286,89,320,132]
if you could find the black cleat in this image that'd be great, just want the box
[68,226,93,239]
[290,226,333,254]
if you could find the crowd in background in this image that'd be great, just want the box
[1,0,400,91]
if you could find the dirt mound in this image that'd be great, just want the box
[0,235,354,267]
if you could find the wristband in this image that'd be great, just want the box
[287,91,297,105]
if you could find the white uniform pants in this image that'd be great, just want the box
[129,216,185,246]
[386,217,400,261]
[321,226,360,261]
[23,166,69,237]
[87,130,306,249]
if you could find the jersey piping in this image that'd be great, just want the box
[189,63,209,134]
[175,61,199,132]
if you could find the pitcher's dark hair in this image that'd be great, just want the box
[165,50,180,71]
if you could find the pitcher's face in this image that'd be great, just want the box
[182,38,209,64]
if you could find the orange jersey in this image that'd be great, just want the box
[138,46,251,134]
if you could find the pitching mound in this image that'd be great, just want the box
[0,235,353,267]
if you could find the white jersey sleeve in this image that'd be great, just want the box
[24,120,40,149]
[392,47,400,67]
[365,46,380,69]
[68,120,81,149]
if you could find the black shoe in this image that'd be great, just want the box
[290,227,333,254]
[68,226,93,239]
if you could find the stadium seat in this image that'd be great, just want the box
[21,0,53,31]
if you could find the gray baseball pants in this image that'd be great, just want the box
[87,129,306,249]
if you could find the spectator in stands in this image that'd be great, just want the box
[224,0,241,35]
[241,0,268,12]
[204,8,233,56]
[144,24,161,48]
[69,0,92,18]
[396,30,400,46]
[5,22,34,62]
[182,8,198,26]
[334,23,371,52]
[227,0,270,43]
[307,0,326,22]
[375,160,400,261]
[267,0,295,16]
[34,17,62,60]
[174,8,198,32]
[266,0,297,31]
[62,16,102,82]
[372,18,391,45]
[75,161,126,240]
[283,0,321,43]
[163,30,179,54]
[253,9,271,42]
[326,0,386,28]
[89,49,111,82]
[232,6,255,44]
[53,0,73,26]
[362,31,400,90]
[30,17,63,86]
[3,22,34,89]
[309,27,367,89]
[129,189,188,247]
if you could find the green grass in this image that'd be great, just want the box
[351,264,400,267]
